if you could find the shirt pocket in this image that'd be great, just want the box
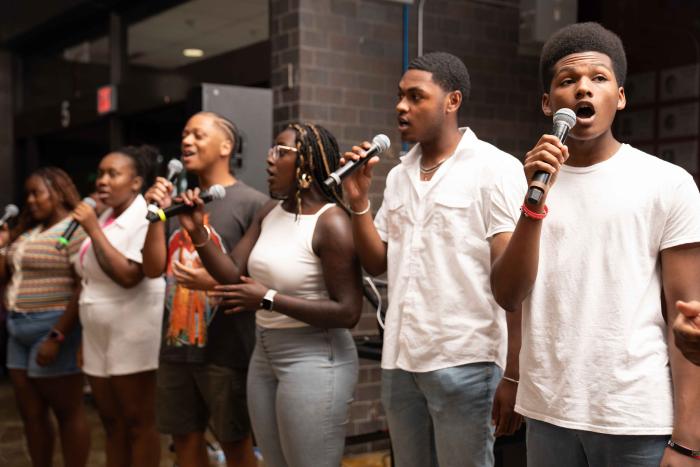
[430,195,475,246]
[386,199,411,241]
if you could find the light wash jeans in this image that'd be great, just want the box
[247,326,358,467]
[526,417,668,467]
[381,362,502,467]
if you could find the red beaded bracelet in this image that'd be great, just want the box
[520,203,548,220]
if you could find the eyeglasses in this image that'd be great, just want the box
[268,144,298,161]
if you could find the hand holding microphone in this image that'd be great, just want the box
[334,135,390,212]
[57,197,97,250]
[524,108,576,206]
[147,184,225,224]
[145,158,183,220]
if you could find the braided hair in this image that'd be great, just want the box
[195,111,243,172]
[12,166,81,240]
[287,122,348,215]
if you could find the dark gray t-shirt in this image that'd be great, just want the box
[159,181,268,368]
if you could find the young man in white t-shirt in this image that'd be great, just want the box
[342,52,525,467]
[490,22,700,466]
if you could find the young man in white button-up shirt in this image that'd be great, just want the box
[342,52,526,467]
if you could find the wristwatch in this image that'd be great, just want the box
[260,289,278,311]
[48,328,65,343]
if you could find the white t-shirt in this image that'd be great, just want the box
[375,128,525,372]
[517,144,700,435]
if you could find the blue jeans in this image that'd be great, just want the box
[382,362,502,467]
[526,418,668,467]
[247,326,358,467]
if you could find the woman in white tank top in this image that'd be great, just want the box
[175,123,363,467]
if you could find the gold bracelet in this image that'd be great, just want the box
[192,225,211,248]
[351,200,371,216]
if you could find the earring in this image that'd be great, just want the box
[298,172,312,189]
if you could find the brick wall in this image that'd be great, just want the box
[270,0,547,454]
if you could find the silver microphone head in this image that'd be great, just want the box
[372,134,391,152]
[553,108,577,130]
[5,204,19,218]
[208,184,226,201]
[83,197,98,209]
[166,159,184,179]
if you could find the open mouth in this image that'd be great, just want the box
[397,116,410,129]
[575,103,595,119]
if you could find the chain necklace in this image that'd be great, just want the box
[419,157,449,181]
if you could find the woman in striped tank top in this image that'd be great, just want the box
[0,167,90,467]
[176,123,363,467]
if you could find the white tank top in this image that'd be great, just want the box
[248,202,336,329]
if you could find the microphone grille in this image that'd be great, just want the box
[553,108,577,129]
[167,158,184,175]
[5,204,19,217]
[372,134,391,152]
[208,184,226,200]
[83,197,98,209]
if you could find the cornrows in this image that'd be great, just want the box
[197,111,242,155]
[288,122,349,215]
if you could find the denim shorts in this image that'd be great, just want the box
[6,310,82,378]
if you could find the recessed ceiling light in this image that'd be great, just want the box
[183,48,204,58]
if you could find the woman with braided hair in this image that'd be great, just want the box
[175,122,363,467]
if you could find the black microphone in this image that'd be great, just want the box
[526,108,577,205]
[0,204,19,227]
[56,197,97,250]
[147,184,226,223]
[324,134,391,188]
[146,158,184,219]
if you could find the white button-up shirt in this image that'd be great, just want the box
[375,128,525,372]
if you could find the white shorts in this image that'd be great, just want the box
[80,291,164,377]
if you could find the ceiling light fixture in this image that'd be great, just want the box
[183,48,204,58]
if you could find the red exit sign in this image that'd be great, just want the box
[97,85,117,115]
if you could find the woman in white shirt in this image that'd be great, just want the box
[176,123,363,467]
[71,145,165,467]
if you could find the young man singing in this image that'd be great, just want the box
[343,52,525,467]
[490,23,700,466]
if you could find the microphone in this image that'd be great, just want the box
[0,204,19,227]
[324,134,391,188]
[525,108,577,205]
[146,158,183,219]
[56,197,97,250]
[146,184,226,223]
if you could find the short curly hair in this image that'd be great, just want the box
[539,22,627,92]
[408,52,471,101]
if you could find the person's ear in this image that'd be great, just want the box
[445,90,462,114]
[220,139,232,158]
[542,93,553,117]
[617,86,626,111]
[131,175,143,193]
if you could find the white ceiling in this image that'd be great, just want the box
[63,0,269,69]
